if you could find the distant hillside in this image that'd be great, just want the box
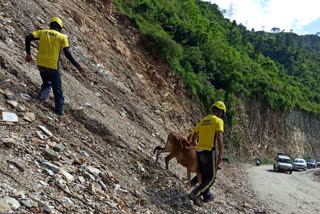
[114,0,320,117]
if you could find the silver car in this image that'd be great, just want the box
[293,158,307,171]
[273,155,293,174]
[306,159,316,168]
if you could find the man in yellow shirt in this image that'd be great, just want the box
[188,101,226,206]
[25,17,84,116]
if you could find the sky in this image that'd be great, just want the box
[204,0,320,35]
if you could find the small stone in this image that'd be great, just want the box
[59,157,74,165]
[3,138,15,148]
[43,206,52,213]
[78,176,86,184]
[106,201,118,209]
[38,125,53,137]
[43,148,59,161]
[41,162,60,173]
[115,184,121,191]
[93,182,102,190]
[20,199,33,208]
[73,157,85,165]
[3,90,16,100]
[51,136,60,142]
[47,141,56,148]
[83,171,95,181]
[16,105,25,112]
[14,191,25,198]
[88,183,96,194]
[0,198,11,212]
[23,116,32,123]
[53,143,64,152]
[60,170,74,182]
[5,197,20,210]
[53,161,63,167]
[39,180,48,186]
[24,112,35,121]
[1,112,18,122]
[243,202,254,209]
[98,180,107,191]
[32,138,40,145]
[6,160,25,172]
[86,166,101,177]
[36,16,45,24]
[36,131,45,140]
[63,197,74,205]
[118,187,128,193]
[7,100,18,108]
[96,189,108,197]
[47,169,54,176]
[0,31,5,41]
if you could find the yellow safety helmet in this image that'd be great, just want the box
[211,101,226,114]
[50,17,63,29]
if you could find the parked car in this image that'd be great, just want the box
[273,155,293,174]
[306,159,317,168]
[293,158,307,171]
[316,160,320,167]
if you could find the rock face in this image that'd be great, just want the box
[234,98,320,159]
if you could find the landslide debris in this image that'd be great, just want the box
[0,0,276,213]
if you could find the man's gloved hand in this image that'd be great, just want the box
[25,54,32,62]
[77,66,85,73]
[76,66,87,80]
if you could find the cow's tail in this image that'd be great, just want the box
[153,146,164,154]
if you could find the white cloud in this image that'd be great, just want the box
[204,0,320,34]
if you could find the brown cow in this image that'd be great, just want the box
[154,132,201,186]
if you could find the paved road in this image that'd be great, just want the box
[247,165,320,214]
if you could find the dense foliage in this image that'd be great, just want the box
[114,0,320,118]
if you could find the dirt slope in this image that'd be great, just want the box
[247,165,320,214]
[0,0,275,213]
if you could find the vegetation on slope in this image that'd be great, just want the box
[114,0,320,120]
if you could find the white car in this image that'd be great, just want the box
[273,155,293,174]
[293,158,307,171]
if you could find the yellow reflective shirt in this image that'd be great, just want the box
[191,114,224,151]
[32,29,69,69]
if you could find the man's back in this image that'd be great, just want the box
[194,114,224,151]
[32,29,69,69]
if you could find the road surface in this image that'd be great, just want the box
[247,165,320,214]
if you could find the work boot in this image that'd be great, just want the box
[188,193,203,206]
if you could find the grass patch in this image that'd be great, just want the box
[260,158,274,165]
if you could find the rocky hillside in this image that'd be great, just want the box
[0,0,279,213]
[233,98,320,160]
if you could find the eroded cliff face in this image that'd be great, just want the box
[235,98,320,159]
[286,111,320,158]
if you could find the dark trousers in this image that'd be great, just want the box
[190,149,217,199]
[38,66,64,115]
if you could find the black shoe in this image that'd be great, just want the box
[202,195,214,203]
[188,193,203,207]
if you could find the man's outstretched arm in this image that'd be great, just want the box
[63,47,84,72]
[216,130,223,166]
[25,34,37,62]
